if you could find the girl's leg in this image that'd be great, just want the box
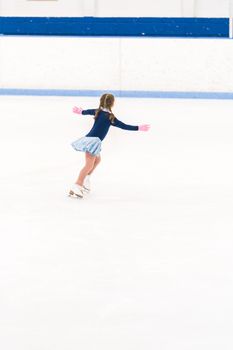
[75,152,96,186]
[88,155,101,175]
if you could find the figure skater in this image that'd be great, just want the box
[69,93,150,198]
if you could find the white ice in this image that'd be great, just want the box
[0,96,233,349]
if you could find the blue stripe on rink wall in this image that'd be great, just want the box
[0,17,229,37]
[1,89,233,100]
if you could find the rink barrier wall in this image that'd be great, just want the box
[1,89,233,100]
[0,17,229,37]
[1,37,233,94]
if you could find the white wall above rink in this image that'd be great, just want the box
[194,0,229,17]
[0,36,233,93]
[96,0,181,17]
[0,0,85,17]
[0,0,231,17]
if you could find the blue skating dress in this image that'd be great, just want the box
[71,108,139,156]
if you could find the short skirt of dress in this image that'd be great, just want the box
[71,136,102,156]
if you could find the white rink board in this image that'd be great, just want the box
[1,36,233,92]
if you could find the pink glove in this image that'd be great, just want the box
[139,124,150,131]
[73,106,83,114]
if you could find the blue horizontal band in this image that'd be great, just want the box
[1,89,233,100]
[0,17,229,37]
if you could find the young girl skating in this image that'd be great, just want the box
[70,93,150,198]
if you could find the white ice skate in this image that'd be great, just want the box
[83,175,91,193]
[69,184,84,198]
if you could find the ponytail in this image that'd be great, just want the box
[94,94,115,123]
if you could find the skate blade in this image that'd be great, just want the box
[83,186,90,193]
[68,190,83,199]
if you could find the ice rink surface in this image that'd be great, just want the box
[0,95,233,349]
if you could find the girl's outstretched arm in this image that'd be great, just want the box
[113,118,138,131]
[113,118,150,132]
[73,107,96,116]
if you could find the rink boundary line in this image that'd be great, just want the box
[1,89,233,100]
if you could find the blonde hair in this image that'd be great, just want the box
[95,93,115,123]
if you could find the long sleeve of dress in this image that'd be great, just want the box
[112,118,139,131]
[81,109,96,116]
